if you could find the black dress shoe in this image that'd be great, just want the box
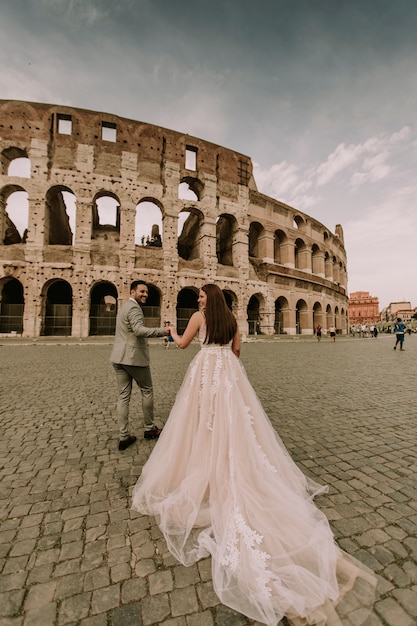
[118,435,137,450]
[144,427,162,440]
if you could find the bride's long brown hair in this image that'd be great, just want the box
[201,284,237,345]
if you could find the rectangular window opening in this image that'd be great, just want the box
[57,114,72,135]
[238,158,250,185]
[186,146,197,170]
[102,121,117,142]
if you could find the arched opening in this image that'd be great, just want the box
[177,208,203,260]
[274,296,289,334]
[41,280,72,336]
[248,221,264,258]
[312,244,322,275]
[176,288,198,334]
[46,186,76,245]
[178,177,203,201]
[313,302,323,332]
[0,278,24,334]
[295,299,308,334]
[335,305,340,331]
[8,157,31,178]
[223,289,238,315]
[326,304,333,329]
[1,147,30,177]
[294,238,306,270]
[293,215,306,231]
[2,187,29,244]
[141,285,162,327]
[92,193,120,241]
[89,282,118,336]
[216,214,237,266]
[135,200,163,246]
[247,295,260,335]
[274,230,286,264]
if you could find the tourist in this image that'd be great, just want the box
[132,283,376,625]
[110,280,170,450]
[393,317,406,351]
[316,324,322,341]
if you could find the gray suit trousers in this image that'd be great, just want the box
[113,363,155,438]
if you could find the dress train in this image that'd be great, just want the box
[132,342,376,625]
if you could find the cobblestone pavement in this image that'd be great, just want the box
[1,333,417,626]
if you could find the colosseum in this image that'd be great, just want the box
[0,100,348,339]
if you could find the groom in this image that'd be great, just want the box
[111,280,170,450]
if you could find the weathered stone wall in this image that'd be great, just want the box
[0,100,348,338]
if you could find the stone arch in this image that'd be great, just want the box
[274,296,289,334]
[46,186,75,245]
[177,208,204,260]
[295,298,308,334]
[294,238,306,270]
[293,215,306,231]
[178,176,204,201]
[41,279,73,336]
[274,229,287,264]
[313,301,324,331]
[332,256,338,283]
[324,251,333,280]
[312,244,323,275]
[326,304,333,329]
[89,281,118,336]
[141,284,162,327]
[247,292,266,335]
[135,199,163,246]
[222,289,238,315]
[248,221,264,258]
[92,192,121,241]
[176,287,198,334]
[0,277,24,334]
[335,305,340,330]
[216,214,238,266]
[1,184,29,244]
[1,147,31,177]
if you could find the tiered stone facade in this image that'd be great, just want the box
[0,100,348,338]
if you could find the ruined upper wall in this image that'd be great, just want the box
[0,100,256,197]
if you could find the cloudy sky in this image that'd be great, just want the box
[1,0,417,309]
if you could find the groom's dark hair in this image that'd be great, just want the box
[130,280,147,291]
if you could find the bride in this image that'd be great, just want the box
[131,284,376,625]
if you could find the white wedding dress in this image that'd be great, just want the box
[132,325,376,625]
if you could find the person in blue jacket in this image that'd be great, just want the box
[393,317,406,351]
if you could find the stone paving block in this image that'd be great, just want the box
[58,592,91,624]
[0,589,25,617]
[197,580,220,610]
[83,566,110,592]
[392,588,417,616]
[375,597,415,626]
[112,603,142,626]
[121,578,148,603]
[0,571,27,592]
[24,580,57,611]
[173,564,200,588]
[186,610,214,626]
[170,587,199,617]
[141,593,171,625]
[91,583,121,614]
[22,602,57,626]
[149,570,174,595]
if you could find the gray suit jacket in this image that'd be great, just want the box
[110,298,164,366]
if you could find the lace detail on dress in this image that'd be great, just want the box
[222,505,274,600]
[200,346,233,430]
